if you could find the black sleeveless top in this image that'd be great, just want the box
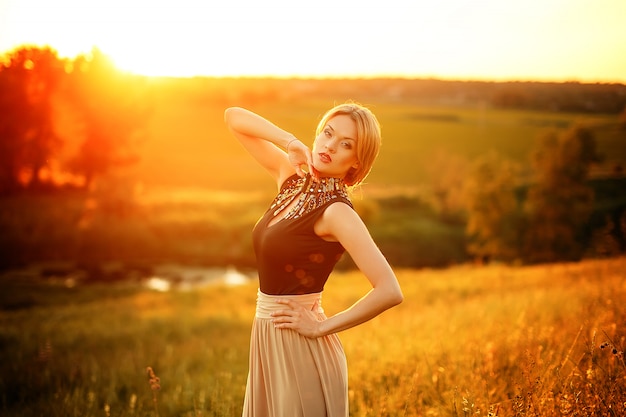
[252,174,353,295]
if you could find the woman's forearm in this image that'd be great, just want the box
[224,107,296,148]
[318,283,403,337]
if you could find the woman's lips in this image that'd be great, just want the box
[318,153,332,163]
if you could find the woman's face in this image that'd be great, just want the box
[311,115,359,179]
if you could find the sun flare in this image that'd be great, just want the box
[1,0,625,81]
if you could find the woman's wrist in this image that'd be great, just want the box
[315,317,331,338]
[286,137,299,151]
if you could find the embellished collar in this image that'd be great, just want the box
[270,174,349,220]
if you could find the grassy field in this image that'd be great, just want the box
[1,257,625,416]
[92,78,626,192]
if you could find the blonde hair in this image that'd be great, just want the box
[315,102,381,186]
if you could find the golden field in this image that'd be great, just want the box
[1,257,624,416]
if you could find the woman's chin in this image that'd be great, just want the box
[311,162,324,175]
[312,166,330,178]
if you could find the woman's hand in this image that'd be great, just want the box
[271,299,323,338]
[287,140,318,180]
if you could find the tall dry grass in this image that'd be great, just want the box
[334,258,626,416]
[0,257,624,416]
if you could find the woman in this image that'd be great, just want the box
[224,102,403,417]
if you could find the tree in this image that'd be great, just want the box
[0,46,64,193]
[424,149,468,222]
[523,125,602,263]
[63,48,151,188]
[463,151,521,263]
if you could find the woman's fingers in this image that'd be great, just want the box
[287,141,317,179]
[270,300,322,338]
[295,164,306,178]
[270,300,306,323]
[308,158,319,182]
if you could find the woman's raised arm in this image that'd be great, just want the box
[224,107,313,185]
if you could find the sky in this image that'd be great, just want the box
[1,0,625,82]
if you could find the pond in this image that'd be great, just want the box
[1,261,255,292]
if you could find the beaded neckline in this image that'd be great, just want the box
[269,174,349,220]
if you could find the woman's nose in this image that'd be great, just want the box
[325,139,337,152]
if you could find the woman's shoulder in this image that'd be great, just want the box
[318,199,359,227]
[273,167,300,192]
[313,200,365,242]
[278,172,302,190]
[324,200,356,217]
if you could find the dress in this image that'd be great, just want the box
[242,174,352,417]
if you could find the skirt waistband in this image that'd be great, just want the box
[255,289,324,319]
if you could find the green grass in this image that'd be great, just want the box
[1,257,625,416]
[131,87,626,191]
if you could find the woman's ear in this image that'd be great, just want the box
[352,161,360,169]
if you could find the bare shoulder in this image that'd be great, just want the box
[324,200,359,219]
[315,201,369,241]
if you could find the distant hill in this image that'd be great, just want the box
[148,76,626,114]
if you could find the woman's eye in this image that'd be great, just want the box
[324,129,332,137]
[342,141,352,149]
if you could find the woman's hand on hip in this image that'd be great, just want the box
[271,299,323,338]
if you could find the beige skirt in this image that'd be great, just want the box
[242,290,348,417]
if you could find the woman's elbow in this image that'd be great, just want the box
[384,285,403,308]
[390,288,404,307]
